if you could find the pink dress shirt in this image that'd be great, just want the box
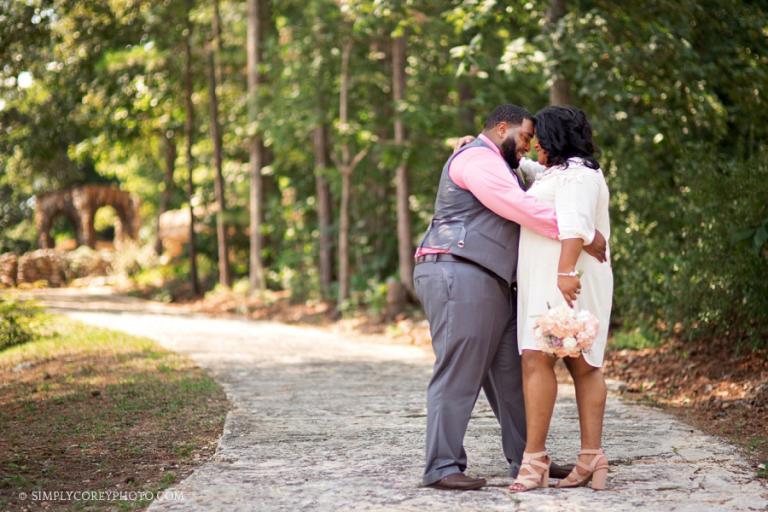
[416,134,559,257]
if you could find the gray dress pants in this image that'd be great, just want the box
[414,259,526,486]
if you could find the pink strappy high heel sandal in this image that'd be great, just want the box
[508,450,550,492]
[556,448,609,490]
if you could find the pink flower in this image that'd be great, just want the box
[533,305,599,358]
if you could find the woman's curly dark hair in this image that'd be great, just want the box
[534,106,600,170]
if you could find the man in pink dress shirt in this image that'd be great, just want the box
[414,104,606,490]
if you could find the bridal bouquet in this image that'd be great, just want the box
[533,304,599,358]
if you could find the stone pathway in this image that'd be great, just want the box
[32,290,766,511]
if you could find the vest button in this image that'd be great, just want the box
[457,241,465,248]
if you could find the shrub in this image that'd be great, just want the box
[110,242,158,278]
[611,146,768,349]
[66,245,112,278]
[0,298,41,351]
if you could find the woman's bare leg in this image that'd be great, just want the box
[509,350,558,490]
[564,355,607,467]
[521,350,558,452]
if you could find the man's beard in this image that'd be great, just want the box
[500,137,519,169]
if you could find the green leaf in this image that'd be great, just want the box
[731,228,755,244]
[753,225,768,255]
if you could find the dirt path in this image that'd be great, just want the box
[24,289,768,511]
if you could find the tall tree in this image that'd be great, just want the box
[391,33,413,295]
[183,0,201,296]
[247,0,267,291]
[207,0,232,286]
[546,0,571,106]
[313,122,334,300]
[309,9,335,302]
[155,128,177,255]
[332,38,368,307]
[457,79,476,132]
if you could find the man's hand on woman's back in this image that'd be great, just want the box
[584,230,607,263]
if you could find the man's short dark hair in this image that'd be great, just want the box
[483,104,533,130]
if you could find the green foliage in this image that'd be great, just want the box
[492,0,768,348]
[611,328,660,351]
[66,246,111,278]
[0,298,42,351]
[733,216,768,258]
[110,241,159,277]
[338,278,389,316]
[1,0,767,351]
[613,148,768,347]
[130,251,216,303]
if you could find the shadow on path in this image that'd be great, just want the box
[22,292,768,511]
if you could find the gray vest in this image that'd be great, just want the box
[417,137,522,285]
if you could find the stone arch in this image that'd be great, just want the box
[37,203,83,248]
[35,185,140,249]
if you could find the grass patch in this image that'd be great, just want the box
[610,328,661,350]
[0,315,229,511]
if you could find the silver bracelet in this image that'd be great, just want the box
[557,270,579,277]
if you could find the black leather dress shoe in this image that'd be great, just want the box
[549,462,576,479]
[430,472,486,491]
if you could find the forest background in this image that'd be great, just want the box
[1,0,767,350]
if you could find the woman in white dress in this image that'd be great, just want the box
[509,106,613,492]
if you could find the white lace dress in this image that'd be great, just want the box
[516,157,613,367]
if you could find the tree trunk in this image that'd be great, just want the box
[155,129,176,255]
[546,0,572,106]
[337,39,352,306]
[208,0,231,287]
[333,39,367,308]
[392,35,413,295]
[211,0,224,85]
[183,2,201,296]
[247,0,266,291]
[457,79,476,132]
[338,166,351,305]
[313,123,333,300]
[549,76,571,106]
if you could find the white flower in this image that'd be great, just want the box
[563,337,578,349]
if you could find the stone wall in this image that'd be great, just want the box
[16,250,69,287]
[0,253,18,287]
[0,247,111,288]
